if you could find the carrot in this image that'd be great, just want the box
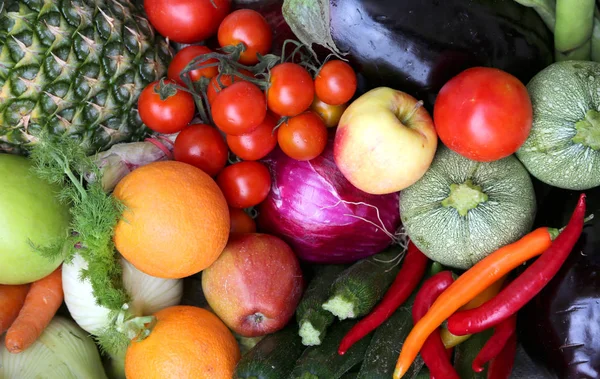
[393,227,555,379]
[5,266,64,353]
[0,284,30,334]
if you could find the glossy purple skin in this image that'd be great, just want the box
[257,138,401,263]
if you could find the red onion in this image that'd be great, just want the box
[257,138,401,264]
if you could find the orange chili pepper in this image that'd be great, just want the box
[393,226,556,379]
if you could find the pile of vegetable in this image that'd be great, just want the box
[2,0,600,378]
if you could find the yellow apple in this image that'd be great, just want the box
[334,87,438,195]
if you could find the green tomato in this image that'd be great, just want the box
[0,154,71,284]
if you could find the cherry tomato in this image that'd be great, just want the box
[217,161,271,208]
[144,0,231,44]
[167,45,219,85]
[226,113,278,161]
[218,9,272,65]
[433,67,533,162]
[138,79,195,134]
[229,207,257,234]
[206,69,254,105]
[267,63,314,117]
[310,96,347,128]
[278,111,327,161]
[212,81,267,136]
[314,60,357,106]
[173,124,228,176]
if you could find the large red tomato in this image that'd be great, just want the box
[433,67,532,162]
[144,0,231,44]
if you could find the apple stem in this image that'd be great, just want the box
[402,100,425,125]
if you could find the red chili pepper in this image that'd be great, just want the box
[447,193,586,336]
[413,271,459,379]
[472,314,517,372]
[338,241,429,355]
[486,332,518,379]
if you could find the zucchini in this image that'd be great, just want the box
[400,145,536,269]
[289,319,372,379]
[357,293,424,379]
[322,247,401,320]
[234,324,306,379]
[516,60,600,190]
[296,264,347,346]
[453,329,494,379]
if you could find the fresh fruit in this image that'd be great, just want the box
[399,145,536,269]
[0,0,172,155]
[434,67,532,162]
[212,81,267,135]
[218,9,273,65]
[207,69,254,104]
[0,155,70,285]
[516,61,600,190]
[278,111,328,161]
[267,63,315,117]
[113,161,230,279]
[229,208,257,234]
[138,79,195,135]
[167,45,219,85]
[311,97,347,128]
[125,305,240,379]
[216,161,271,208]
[202,233,304,337]
[226,113,278,161]
[144,0,231,44]
[173,124,228,176]
[334,87,438,195]
[315,60,357,106]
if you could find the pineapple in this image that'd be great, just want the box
[0,0,173,155]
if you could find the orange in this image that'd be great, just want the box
[125,305,240,379]
[113,161,230,279]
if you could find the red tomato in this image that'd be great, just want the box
[144,0,231,44]
[173,124,228,176]
[211,81,267,136]
[167,45,219,85]
[226,113,278,161]
[278,111,328,161]
[206,69,254,105]
[310,96,347,128]
[229,207,257,234]
[218,9,272,65]
[314,60,357,105]
[267,63,314,117]
[433,67,533,162]
[138,79,195,134]
[217,161,271,208]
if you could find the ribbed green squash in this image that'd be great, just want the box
[516,61,600,190]
[399,146,536,269]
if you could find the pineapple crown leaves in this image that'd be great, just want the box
[29,132,130,311]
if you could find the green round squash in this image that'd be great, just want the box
[399,146,536,269]
[0,154,70,284]
[516,60,600,190]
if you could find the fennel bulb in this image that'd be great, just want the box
[0,317,108,379]
[62,254,183,354]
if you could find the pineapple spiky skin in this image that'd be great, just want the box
[0,0,173,155]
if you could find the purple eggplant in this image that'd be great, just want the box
[519,183,600,378]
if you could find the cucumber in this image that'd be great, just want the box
[296,264,348,346]
[357,293,424,379]
[234,324,306,379]
[453,329,494,379]
[322,247,402,320]
[289,319,372,379]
